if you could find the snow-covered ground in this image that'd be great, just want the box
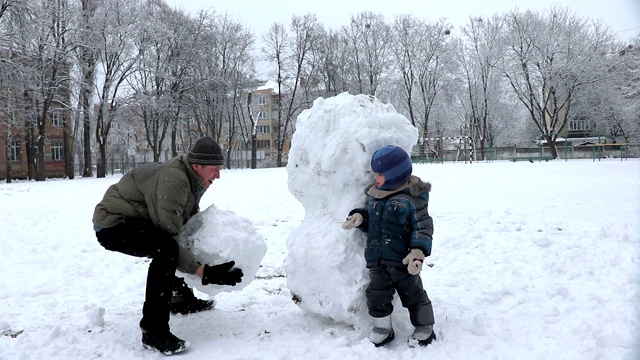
[1,159,639,360]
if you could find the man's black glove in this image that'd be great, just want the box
[202,261,244,286]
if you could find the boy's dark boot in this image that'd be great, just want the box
[170,276,215,315]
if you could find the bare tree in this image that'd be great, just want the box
[0,0,28,182]
[390,14,423,127]
[261,22,289,166]
[501,7,617,158]
[262,15,320,167]
[458,15,505,159]
[0,0,12,19]
[92,0,147,176]
[342,12,391,96]
[203,13,254,168]
[413,19,452,157]
[184,13,224,143]
[614,37,640,143]
[313,28,350,97]
[278,14,319,166]
[76,0,97,177]
[246,91,257,168]
[17,0,76,181]
[575,37,640,149]
[126,3,199,164]
[0,76,20,183]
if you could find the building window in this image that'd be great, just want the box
[258,95,267,105]
[51,141,63,161]
[50,110,62,127]
[10,140,21,161]
[256,140,270,149]
[257,125,270,134]
[568,120,591,131]
[257,111,267,119]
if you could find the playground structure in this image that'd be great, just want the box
[583,142,630,162]
[415,136,474,164]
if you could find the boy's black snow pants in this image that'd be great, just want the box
[366,264,435,326]
[96,217,179,333]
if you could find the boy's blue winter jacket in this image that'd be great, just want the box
[352,176,433,268]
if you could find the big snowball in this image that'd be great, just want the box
[178,204,267,296]
[285,92,419,330]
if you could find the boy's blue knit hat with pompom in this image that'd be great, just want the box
[370,145,412,190]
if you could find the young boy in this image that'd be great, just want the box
[342,145,436,347]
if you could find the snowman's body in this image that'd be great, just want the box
[285,93,419,333]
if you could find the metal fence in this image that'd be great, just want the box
[73,149,281,177]
[414,144,638,163]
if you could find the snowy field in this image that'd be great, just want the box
[1,159,639,360]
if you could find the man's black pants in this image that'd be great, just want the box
[96,218,178,332]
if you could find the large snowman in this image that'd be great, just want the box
[284,93,419,333]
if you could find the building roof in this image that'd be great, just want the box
[256,80,279,93]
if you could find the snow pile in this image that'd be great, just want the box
[83,306,105,330]
[284,92,419,330]
[1,159,639,359]
[178,204,267,296]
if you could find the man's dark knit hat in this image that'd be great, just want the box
[187,136,224,165]
[371,145,412,190]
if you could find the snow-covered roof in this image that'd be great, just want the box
[256,80,278,92]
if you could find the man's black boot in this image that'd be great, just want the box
[141,327,189,355]
[170,276,215,315]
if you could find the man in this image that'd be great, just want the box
[93,136,243,355]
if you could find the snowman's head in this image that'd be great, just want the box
[371,145,412,191]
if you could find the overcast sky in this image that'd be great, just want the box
[165,0,639,43]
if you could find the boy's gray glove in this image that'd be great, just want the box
[341,213,363,229]
[402,249,425,275]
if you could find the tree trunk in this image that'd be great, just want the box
[35,115,46,181]
[251,135,257,169]
[247,92,257,169]
[542,135,559,159]
[25,121,35,180]
[97,141,107,178]
[80,0,96,177]
[63,109,74,179]
[4,132,12,184]
[82,107,92,177]
[4,93,13,183]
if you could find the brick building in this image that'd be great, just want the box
[0,103,67,180]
